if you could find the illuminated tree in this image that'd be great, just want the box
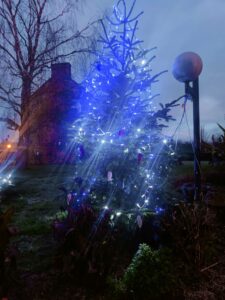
[71,0,178,211]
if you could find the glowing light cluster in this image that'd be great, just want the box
[0,173,13,190]
[68,0,178,215]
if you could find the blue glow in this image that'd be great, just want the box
[68,0,177,212]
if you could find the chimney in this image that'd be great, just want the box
[51,63,71,80]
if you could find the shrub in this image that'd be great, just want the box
[53,202,120,279]
[161,202,218,275]
[118,243,178,299]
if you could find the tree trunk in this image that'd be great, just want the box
[18,77,32,166]
[19,77,32,143]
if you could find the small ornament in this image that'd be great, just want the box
[107,171,113,182]
[67,193,73,205]
[124,185,130,194]
[136,215,143,228]
[75,102,81,113]
[96,62,102,71]
[137,153,143,164]
[78,145,85,159]
[122,179,125,189]
[118,128,125,137]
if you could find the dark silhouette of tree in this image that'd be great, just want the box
[0,0,96,144]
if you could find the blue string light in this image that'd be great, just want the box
[68,0,180,215]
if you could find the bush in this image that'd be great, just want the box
[161,202,218,277]
[116,243,178,299]
[53,201,121,280]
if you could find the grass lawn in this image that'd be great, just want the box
[172,161,225,179]
[1,165,76,273]
[169,161,225,206]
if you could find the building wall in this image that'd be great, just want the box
[25,63,80,165]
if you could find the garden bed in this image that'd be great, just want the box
[1,162,225,299]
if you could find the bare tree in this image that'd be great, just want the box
[0,0,96,143]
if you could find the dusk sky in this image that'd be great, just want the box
[78,0,225,140]
[1,0,224,142]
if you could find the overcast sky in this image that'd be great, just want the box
[78,0,225,140]
[2,0,224,142]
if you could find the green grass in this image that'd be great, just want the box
[0,165,76,272]
[15,216,50,235]
[171,161,225,181]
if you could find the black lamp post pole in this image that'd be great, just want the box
[172,52,203,201]
[185,79,201,201]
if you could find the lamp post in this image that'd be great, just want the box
[172,52,203,201]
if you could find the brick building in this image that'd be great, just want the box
[20,63,80,164]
